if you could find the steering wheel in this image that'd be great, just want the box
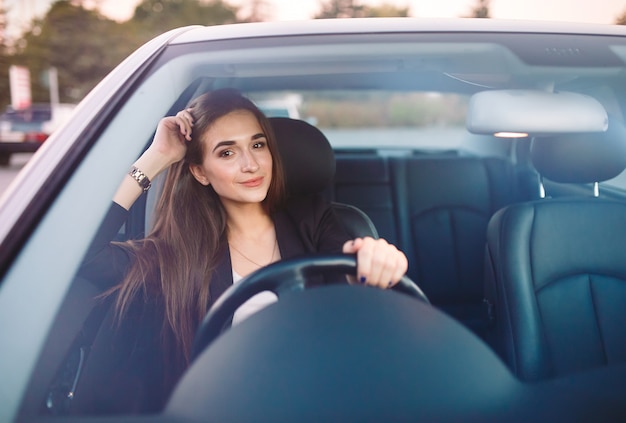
[189,254,429,362]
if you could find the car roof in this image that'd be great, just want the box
[169,18,626,45]
[143,19,626,103]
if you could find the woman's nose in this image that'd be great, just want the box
[241,150,259,172]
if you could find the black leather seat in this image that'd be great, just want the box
[270,117,378,239]
[330,153,396,243]
[484,119,626,381]
[391,155,537,338]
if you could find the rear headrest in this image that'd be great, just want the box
[531,118,626,183]
[270,117,335,196]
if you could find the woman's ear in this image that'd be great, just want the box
[188,163,210,186]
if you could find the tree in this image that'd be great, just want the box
[315,0,366,19]
[0,2,10,108]
[314,0,409,19]
[363,3,409,18]
[132,0,239,40]
[13,1,130,104]
[616,8,626,25]
[240,0,270,22]
[466,0,490,19]
[6,0,242,107]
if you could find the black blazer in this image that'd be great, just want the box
[75,194,350,413]
[81,194,349,302]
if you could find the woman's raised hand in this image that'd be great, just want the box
[342,237,408,289]
[149,108,195,166]
[114,108,197,210]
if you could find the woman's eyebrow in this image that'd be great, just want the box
[252,132,266,140]
[211,134,265,153]
[212,140,235,153]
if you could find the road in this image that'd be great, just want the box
[0,153,34,196]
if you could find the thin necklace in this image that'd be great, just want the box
[229,237,278,268]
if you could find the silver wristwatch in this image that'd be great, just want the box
[129,166,152,192]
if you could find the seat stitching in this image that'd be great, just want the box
[412,205,486,219]
[588,275,609,365]
[449,210,461,290]
[484,159,495,214]
[499,207,519,375]
[528,203,551,379]
[535,272,626,294]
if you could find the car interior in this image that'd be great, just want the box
[485,118,626,382]
[8,24,626,421]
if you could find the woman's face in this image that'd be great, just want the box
[189,109,273,208]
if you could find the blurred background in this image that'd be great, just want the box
[1,0,626,193]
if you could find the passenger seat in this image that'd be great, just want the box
[485,120,626,381]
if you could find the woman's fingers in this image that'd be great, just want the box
[150,109,195,163]
[175,108,195,141]
[362,238,393,288]
[375,246,397,289]
[342,238,362,254]
[392,251,409,286]
[351,237,408,289]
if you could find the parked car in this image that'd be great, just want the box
[2,18,626,423]
[0,103,76,165]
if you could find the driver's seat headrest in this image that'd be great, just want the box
[270,117,336,197]
[531,117,626,184]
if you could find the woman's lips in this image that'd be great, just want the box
[241,177,263,187]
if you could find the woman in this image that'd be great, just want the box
[79,88,407,413]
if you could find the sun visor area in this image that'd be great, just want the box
[466,90,608,136]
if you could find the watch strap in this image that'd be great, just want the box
[129,166,152,192]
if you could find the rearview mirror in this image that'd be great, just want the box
[466,90,608,136]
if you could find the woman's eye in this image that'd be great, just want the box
[253,141,266,149]
[219,150,233,158]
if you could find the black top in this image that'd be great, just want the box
[74,195,350,414]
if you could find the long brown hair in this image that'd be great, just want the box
[111,89,285,367]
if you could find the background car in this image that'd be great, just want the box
[0,102,76,165]
[1,18,626,422]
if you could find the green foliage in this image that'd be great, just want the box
[303,92,467,128]
[0,0,241,109]
[0,36,10,110]
[315,0,366,19]
[362,4,409,18]
[466,0,490,19]
[13,1,133,104]
[132,0,239,40]
[616,8,626,25]
[315,0,409,19]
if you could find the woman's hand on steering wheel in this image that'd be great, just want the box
[342,237,408,289]
[189,254,427,362]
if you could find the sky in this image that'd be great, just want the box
[6,0,626,39]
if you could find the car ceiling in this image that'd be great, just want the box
[153,33,626,97]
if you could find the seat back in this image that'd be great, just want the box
[330,152,393,242]
[485,119,626,381]
[269,117,378,239]
[391,155,536,335]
